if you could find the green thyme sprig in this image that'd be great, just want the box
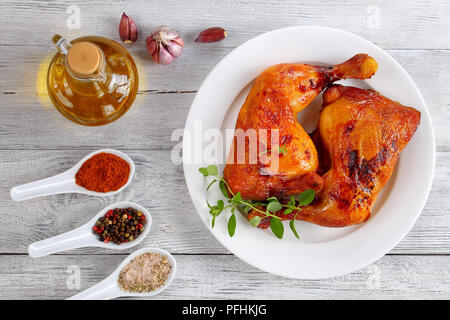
[199,165,315,239]
[278,144,287,156]
[257,143,288,157]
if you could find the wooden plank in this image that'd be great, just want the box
[0,92,193,151]
[0,149,222,255]
[0,150,448,254]
[0,45,226,94]
[1,0,449,49]
[0,254,449,299]
[0,49,449,150]
[0,0,449,299]
[1,45,450,99]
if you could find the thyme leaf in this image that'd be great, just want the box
[298,189,316,206]
[228,214,236,237]
[250,215,263,227]
[270,217,284,239]
[289,219,300,239]
[278,144,287,156]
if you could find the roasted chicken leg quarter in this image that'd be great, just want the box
[249,85,421,228]
[224,54,378,200]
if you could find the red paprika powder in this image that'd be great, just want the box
[75,152,130,192]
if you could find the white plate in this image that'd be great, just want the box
[183,26,435,279]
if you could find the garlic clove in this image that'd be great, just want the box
[119,13,130,42]
[146,37,158,55]
[151,45,160,64]
[195,27,227,43]
[173,36,184,47]
[127,17,138,43]
[119,12,138,44]
[166,41,183,58]
[158,46,174,65]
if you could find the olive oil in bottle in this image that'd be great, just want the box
[47,35,139,126]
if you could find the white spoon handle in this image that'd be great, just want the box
[28,229,93,258]
[10,172,76,201]
[68,279,123,300]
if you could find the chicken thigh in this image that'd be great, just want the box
[249,85,421,227]
[224,54,378,200]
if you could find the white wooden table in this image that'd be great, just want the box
[1,0,449,299]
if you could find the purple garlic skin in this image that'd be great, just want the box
[146,26,184,64]
[119,13,138,44]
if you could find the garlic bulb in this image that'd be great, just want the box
[146,26,184,65]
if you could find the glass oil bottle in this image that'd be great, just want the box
[47,35,139,126]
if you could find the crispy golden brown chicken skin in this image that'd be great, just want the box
[223,54,378,201]
[248,85,421,228]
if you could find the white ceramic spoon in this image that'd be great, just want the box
[67,247,177,300]
[28,201,151,258]
[10,149,135,201]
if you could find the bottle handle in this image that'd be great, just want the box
[52,34,72,55]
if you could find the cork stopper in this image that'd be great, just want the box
[67,42,102,77]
